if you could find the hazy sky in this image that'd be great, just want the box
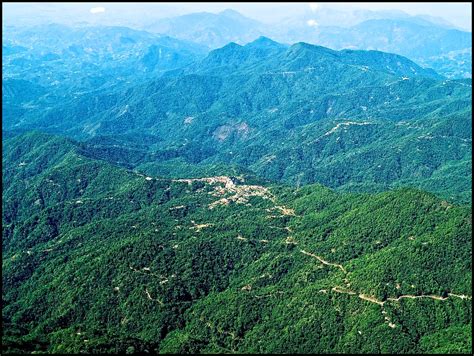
[160,2,472,29]
[329,2,472,29]
[3,2,472,30]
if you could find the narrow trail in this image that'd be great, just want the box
[331,286,356,295]
[129,265,167,281]
[300,249,347,274]
[387,293,472,303]
[203,320,242,341]
[359,293,385,306]
[124,175,470,333]
[144,288,163,305]
[332,284,471,306]
[446,293,471,300]
[299,248,471,308]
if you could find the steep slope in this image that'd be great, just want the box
[306,19,471,79]
[2,132,472,354]
[5,40,470,203]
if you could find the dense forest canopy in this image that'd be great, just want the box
[2,132,471,353]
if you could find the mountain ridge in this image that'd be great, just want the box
[4,37,470,203]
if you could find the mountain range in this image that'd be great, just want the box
[142,8,472,79]
[4,33,471,203]
[3,24,207,94]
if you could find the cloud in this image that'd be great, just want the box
[307,19,318,27]
[309,3,320,12]
[90,7,106,14]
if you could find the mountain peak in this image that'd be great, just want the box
[252,35,274,43]
[219,9,244,18]
[287,42,338,57]
[201,41,243,65]
[221,41,243,50]
[245,36,284,49]
[291,42,314,49]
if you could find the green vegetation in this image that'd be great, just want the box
[4,38,470,203]
[2,132,471,353]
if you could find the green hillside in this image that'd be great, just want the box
[3,132,471,354]
[4,39,470,203]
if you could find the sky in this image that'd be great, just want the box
[2,2,472,31]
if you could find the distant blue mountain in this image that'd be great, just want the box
[145,9,264,49]
[3,24,209,93]
[141,9,471,78]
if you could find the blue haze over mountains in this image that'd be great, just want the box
[141,7,472,79]
[4,4,471,78]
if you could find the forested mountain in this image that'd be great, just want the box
[2,24,208,138]
[3,131,471,354]
[283,19,471,79]
[4,38,470,202]
[2,24,208,95]
[139,8,472,78]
